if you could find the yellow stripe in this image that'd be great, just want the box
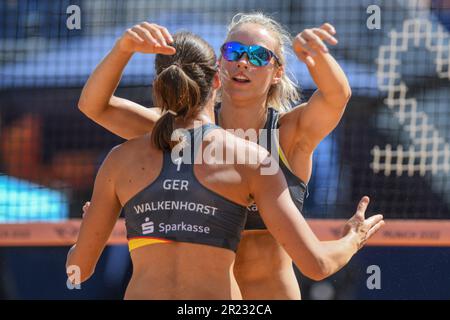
[278,146,292,171]
[128,238,173,251]
[271,116,293,172]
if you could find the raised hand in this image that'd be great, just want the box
[293,23,338,67]
[116,22,176,55]
[342,196,385,250]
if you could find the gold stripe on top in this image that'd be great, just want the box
[128,237,173,251]
[277,145,292,171]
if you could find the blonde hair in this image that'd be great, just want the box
[225,12,301,112]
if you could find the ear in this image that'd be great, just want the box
[271,65,284,85]
[212,70,221,89]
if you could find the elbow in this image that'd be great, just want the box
[77,95,104,119]
[80,268,95,283]
[336,85,352,108]
[307,273,327,282]
[301,256,334,281]
[311,257,334,281]
[343,86,352,103]
[77,96,90,116]
[338,75,352,102]
[323,86,351,110]
[66,246,95,284]
[66,260,95,284]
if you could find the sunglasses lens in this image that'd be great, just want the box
[221,42,276,67]
[222,43,243,62]
[249,46,271,66]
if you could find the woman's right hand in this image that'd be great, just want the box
[116,22,176,55]
[342,196,385,251]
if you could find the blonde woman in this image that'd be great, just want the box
[78,14,357,299]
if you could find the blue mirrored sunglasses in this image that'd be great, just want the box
[220,41,281,67]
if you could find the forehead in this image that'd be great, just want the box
[226,23,277,50]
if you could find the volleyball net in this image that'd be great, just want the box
[0,0,449,246]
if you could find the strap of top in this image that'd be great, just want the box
[188,123,221,159]
[162,123,221,174]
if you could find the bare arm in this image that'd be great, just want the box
[249,153,384,281]
[66,148,122,283]
[78,22,175,139]
[285,23,351,153]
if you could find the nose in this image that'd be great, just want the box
[236,52,249,69]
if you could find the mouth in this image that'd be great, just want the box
[232,74,251,83]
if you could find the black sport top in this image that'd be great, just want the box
[123,124,248,252]
[215,105,308,230]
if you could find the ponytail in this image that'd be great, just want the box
[150,31,218,151]
[151,64,201,151]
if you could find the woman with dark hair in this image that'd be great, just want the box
[68,29,383,299]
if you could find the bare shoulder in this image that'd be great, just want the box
[147,106,162,116]
[102,134,153,169]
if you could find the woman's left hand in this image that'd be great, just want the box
[292,23,338,67]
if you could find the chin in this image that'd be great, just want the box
[228,92,254,104]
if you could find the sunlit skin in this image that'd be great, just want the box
[217,24,303,299]
[216,23,347,299]
[67,88,383,298]
[219,26,283,110]
[75,20,369,300]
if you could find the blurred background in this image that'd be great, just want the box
[0,0,449,299]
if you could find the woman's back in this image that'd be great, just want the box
[126,242,238,299]
[111,125,261,299]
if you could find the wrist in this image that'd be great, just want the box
[344,231,359,254]
[113,39,135,56]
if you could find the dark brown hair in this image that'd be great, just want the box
[151,32,217,151]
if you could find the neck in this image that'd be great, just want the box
[173,98,216,130]
[219,94,268,131]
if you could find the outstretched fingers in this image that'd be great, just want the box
[366,220,385,240]
[355,196,370,220]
